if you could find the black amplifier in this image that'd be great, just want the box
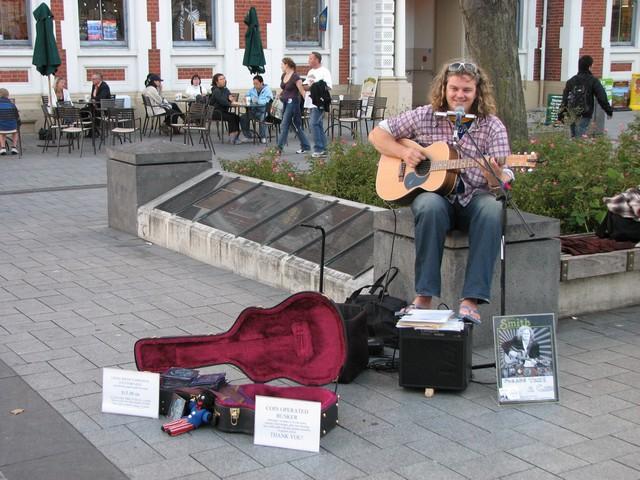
[398,323,472,391]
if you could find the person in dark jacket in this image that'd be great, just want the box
[209,73,242,144]
[90,72,111,103]
[558,55,613,138]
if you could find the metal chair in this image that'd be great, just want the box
[369,97,387,131]
[141,94,165,136]
[253,100,280,143]
[182,103,215,153]
[330,99,362,140]
[109,108,142,145]
[56,106,95,157]
[359,96,376,136]
[0,107,22,157]
[40,104,63,152]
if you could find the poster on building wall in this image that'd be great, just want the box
[630,74,640,111]
[87,20,102,41]
[193,21,207,40]
[103,20,117,41]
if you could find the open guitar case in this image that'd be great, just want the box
[134,292,346,437]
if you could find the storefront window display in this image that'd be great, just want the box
[172,0,215,46]
[286,0,322,47]
[611,0,637,45]
[0,0,30,46]
[78,0,126,46]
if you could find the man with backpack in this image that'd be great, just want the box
[558,55,613,138]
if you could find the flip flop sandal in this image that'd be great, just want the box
[458,304,482,325]
[396,303,430,316]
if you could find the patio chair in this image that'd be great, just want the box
[56,106,95,157]
[359,96,376,136]
[40,104,63,152]
[0,107,22,158]
[141,94,165,136]
[369,97,387,130]
[330,99,362,140]
[183,103,215,153]
[253,100,280,143]
[109,108,142,145]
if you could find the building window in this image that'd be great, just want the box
[172,0,215,46]
[78,0,127,46]
[0,0,30,46]
[286,0,322,47]
[611,0,637,45]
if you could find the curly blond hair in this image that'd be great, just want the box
[430,59,497,117]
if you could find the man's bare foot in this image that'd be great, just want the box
[398,295,432,315]
[459,298,481,324]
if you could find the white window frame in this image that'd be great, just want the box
[78,0,128,48]
[0,0,31,47]
[285,0,324,48]
[171,0,217,47]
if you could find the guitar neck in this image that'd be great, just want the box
[429,156,527,172]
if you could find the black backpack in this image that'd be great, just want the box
[567,83,588,115]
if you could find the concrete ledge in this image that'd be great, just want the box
[374,207,561,347]
[136,170,380,302]
[107,142,211,235]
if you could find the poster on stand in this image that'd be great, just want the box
[493,313,559,404]
[359,77,378,118]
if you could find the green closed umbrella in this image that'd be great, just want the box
[242,7,266,75]
[32,2,61,106]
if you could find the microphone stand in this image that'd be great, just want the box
[452,121,535,371]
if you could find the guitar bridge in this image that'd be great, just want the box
[398,162,406,181]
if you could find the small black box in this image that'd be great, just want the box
[398,323,472,390]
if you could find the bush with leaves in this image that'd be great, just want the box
[511,119,640,234]
[222,141,386,208]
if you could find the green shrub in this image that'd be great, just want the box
[511,119,640,234]
[222,141,386,208]
[222,118,640,235]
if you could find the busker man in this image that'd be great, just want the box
[303,51,332,158]
[369,59,514,324]
[558,55,613,138]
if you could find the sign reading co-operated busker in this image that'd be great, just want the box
[493,313,559,404]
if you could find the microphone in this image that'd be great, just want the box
[454,106,465,140]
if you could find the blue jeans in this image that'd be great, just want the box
[570,116,591,138]
[310,107,327,153]
[240,106,267,139]
[277,98,310,151]
[411,191,502,303]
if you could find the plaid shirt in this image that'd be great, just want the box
[604,187,640,221]
[385,105,512,206]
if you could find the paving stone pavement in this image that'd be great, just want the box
[1,133,640,479]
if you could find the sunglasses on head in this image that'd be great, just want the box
[448,62,478,75]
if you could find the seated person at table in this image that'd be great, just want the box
[209,73,242,144]
[185,74,208,99]
[0,88,20,155]
[53,77,72,105]
[143,74,183,133]
[90,72,111,103]
[239,75,273,144]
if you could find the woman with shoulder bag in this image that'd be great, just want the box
[276,57,311,155]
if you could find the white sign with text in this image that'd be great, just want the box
[254,395,321,452]
[102,368,159,418]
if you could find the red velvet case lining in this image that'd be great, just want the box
[134,292,347,386]
[215,384,336,410]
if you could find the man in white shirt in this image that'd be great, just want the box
[303,51,332,158]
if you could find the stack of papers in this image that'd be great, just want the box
[396,309,464,332]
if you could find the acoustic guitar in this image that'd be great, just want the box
[376,139,538,204]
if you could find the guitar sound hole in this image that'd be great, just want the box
[415,160,431,176]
